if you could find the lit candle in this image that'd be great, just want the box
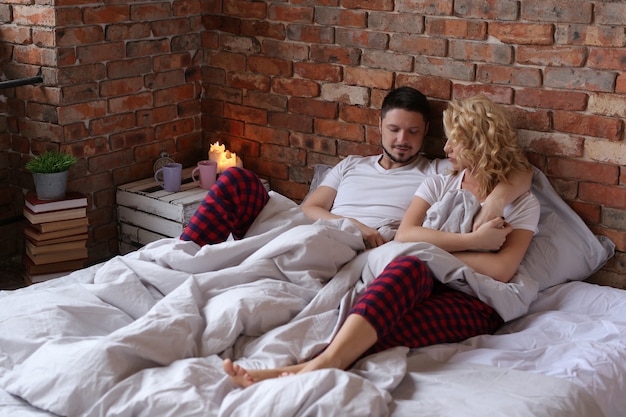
[208,141,243,173]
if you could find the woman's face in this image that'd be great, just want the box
[443,138,466,171]
[379,108,428,168]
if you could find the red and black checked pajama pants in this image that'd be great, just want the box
[350,255,504,354]
[180,167,270,246]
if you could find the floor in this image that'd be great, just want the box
[0,255,27,291]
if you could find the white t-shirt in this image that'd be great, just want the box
[320,154,451,228]
[415,170,540,233]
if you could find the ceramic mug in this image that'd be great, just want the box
[192,160,218,190]
[154,162,182,192]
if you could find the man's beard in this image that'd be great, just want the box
[382,144,420,164]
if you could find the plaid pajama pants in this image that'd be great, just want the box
[350,256,504,354]
[180,167,270,246]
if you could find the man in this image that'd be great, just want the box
[181,86,530,247]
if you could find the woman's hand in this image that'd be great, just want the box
[471,217,512,252]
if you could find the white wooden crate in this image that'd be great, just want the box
[116,167,269,254]
[117,167,208,253]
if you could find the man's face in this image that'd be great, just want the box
[379,109,428,168]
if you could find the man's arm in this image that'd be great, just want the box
[473,167,532,231]
[301,186,386,248]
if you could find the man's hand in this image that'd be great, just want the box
[349,218,386,249]
[473,197,505,231]
[471,217,512,252]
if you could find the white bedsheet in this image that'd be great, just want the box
[0,192,622,417]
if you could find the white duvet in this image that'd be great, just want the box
[0,191,623,417]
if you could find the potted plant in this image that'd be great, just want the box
[25,151,78,200]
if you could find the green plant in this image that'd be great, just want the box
[25,151,77,173]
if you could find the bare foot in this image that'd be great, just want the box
[223,358,256,388]
[223,359,309,388]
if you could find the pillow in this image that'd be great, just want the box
[307,163,615,291]
[521,166,614,290]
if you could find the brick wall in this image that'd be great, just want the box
[1,0,625,287]
[0,0,204,264]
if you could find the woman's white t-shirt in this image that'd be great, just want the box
[415,170,540,233]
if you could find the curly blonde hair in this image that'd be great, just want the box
[443,95,530,200]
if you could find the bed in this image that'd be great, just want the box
[0,166,621,417]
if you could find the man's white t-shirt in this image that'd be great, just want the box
[415,170,540,233]
[319,154,451,228]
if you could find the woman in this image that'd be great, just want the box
[224,95,540,387]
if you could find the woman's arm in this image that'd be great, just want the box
[395,196,512,253]
[453,228,534,282]
[473,167,533,230]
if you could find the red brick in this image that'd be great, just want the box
[272,77,319,98]
[517,46,586,67]
[153,84,196,106]
[588,48,626,71]
[268,112,313,133]
[126,39,170,58]
[452,84,513,104]
[260,143,306,164]
[145,70,186,90]
[579,182,626,210]
[546,158,619,185]
[13,5,55,26]
[396,0,453,16]
[521,0,592,23]
[556,24,626,48]
[107,57,152,79]
[154,118,196,140]
[544,67,615,92]
[310,45,360,66]
[261,39,309,60]
[339,105,378,126]
[294,62,342,82]
[58,100,107,125]
[290,132,337,155]
[241,20,285,40]
[91,113,136,136]
[242,91,287,112]
[456,0,519,19]
[56,26,104,47]
[268,4,313,23]
[83,5,129,24]
[315,119,364,141]
[106,22,151,42]
[396,74,452,100]
[224,0,267,19]
[450,40,512,64]
[245,125,290,146]
[490,22,553,45]
[77,42,125,64]
[288,97,337,119]
[336,28,388,49]
[224,103,267,124]
[425,17,485,39]
[390,34,447,56]
[516,88,587,111]
[314,7,366,28]
[108,92,153,113]
[553,111,622,141]
[130,3,172,21]
[362,49,412,72]
[477,64,542,87]
[287,24,334,44]
[227,72,270,91]
[344,67,393,89]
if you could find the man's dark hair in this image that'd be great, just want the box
[381,86,430,123]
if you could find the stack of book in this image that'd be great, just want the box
[22,191,89,284]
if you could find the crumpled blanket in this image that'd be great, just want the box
[0,190,537,417]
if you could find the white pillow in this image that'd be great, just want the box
[308,164,615,291]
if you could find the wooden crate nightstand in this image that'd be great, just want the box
[116,168,268,254]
